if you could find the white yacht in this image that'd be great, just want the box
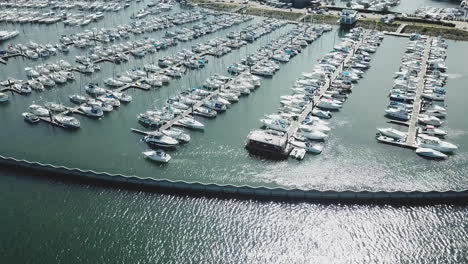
[260,118,289,132]
[142,150,171,163]
[176,117,204,130]
[22,112,40,123]
[161,128,191,144]
[417,135,458,153]
[418,114,443,126]
[143,132,179,148]
[0,92,9,103]
[29,104,50,117]
[104,78,125,87]
[385,108,410,121]
[300,123,331,133]
[53,115,80,129]
[377,127,407,140]
[69,94,90,104]
[27,80,44,91]
[45,102,66,112]
[109,92,132,103]
[79,104,104,118]
[312,109,332,119]
[419,125,447,137]
[85,84,106,95]
[415,148,448,159]
[194,106,217,118]
[300,129,328,141]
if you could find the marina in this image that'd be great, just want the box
[1,1,468,262]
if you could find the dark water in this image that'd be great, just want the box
[1,2,468,263]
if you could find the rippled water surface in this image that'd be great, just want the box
[1,1,467,263]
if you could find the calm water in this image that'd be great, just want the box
[1,1,467,263]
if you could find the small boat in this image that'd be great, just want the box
[69,94,90,104]
[418,114,442,126]
[53,115,80,129]
[144,132,179,149]
[377,127,406,140]
[142,150,171,163]
[176,117,204,130]
[22,112,40,123]
[311,109,332,119]
[108,92,132,103]
[305,142,323,154]
[289,147,306,160]
[417,134,457,153]
[79,104,104,118]
[193,106,217,118]
[161,128,191,144]
[300,129,328,141]
[29,104,50,117]
[419,125,447,137]
[45,102,67,112]
[0,92,9,103]
[415,148,447,159]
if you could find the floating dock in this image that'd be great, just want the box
[405,38,431,147]
[377,37,432,149]
[285,32,367,140]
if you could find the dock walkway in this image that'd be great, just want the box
[396,23,407,34]
[405,38,432,147]
[285,33,367,139]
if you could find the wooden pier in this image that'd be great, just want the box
[285,33,367,140]
[405,38,432,147]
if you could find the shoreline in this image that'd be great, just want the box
[190,0,468,41]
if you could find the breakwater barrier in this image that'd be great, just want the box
[0,155,467,205]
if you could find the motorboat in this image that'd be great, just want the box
[193,106,217,118]
[138,113,161,127]
[142,150,171,163]
[45,102,66,112]
[98,96,120,107]
[143,132,179,148]
[417,135,457,153]
[317,99,342,110]
[300,129,328,141]
[385,108,410,121]
[176,117,204,130]
[27,80,44,91]
[422,92,445,101]
[79,104,104,118]
[69,94,90,104]
[377,127,406,140]
[0,92,9,103]
[53,115,80,129]
[29,104,50,117]
[418,114,442,126]
[85,83,107,95]
[260,118,289,132]
[161,128,191,144]
[311,109,332,119]
[300,123,331,133]
[22,112,40,123]
[415,148,447,159]
[289,147,306,160]
[305,142,323,154]
[109,92,132,103]
[419,125,447,137]
[204,100,227,112]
